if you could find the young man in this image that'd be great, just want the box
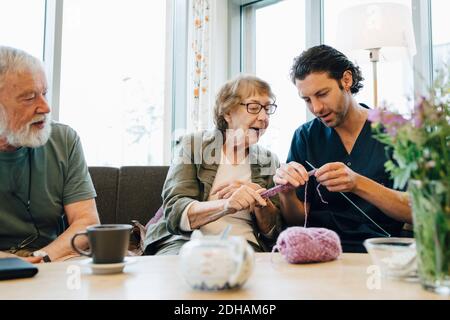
[0,46,100,262]
[274,45,411,252]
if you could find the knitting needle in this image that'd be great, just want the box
[304,160,391,237]
[259,169,316,198]
[212,169,316,219]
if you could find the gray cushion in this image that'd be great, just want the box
[88,167,119,224]
[116,166,169,224]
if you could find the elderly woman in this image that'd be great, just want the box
[144,75,281,255]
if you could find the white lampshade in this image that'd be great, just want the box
[336,2,416,57]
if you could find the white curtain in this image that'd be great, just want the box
[187,0,212,132]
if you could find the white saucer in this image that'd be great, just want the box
[80,257,136,275]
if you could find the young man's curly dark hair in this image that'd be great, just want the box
[290,44,364,94]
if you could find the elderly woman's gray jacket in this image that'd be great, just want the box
[144,130,282,254]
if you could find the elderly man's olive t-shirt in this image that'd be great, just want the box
[0,122,96,251]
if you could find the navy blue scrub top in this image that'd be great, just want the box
[286,104,404,253]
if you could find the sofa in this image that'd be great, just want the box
[88,165,413,248]
[88,166,169,226]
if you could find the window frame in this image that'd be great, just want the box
[169,0,188,162]
[412,0,433,95]
[40,0,176,164]
[3,0,437,164]
[234,0,435,113]
[235,0,324,121]
[43,0,64,121]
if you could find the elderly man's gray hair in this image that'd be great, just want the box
[0,46,43,90]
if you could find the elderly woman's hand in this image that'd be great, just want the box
[212,181,262,200]
[223,185,267,212]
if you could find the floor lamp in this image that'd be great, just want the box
[336,2,416,108]
[369,48,381,108]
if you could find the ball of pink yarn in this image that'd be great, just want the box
[275,227,342,263]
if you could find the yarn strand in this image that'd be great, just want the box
[303,179,329,228]
[303,182,308,228]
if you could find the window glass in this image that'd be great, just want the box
[59,0,167,166]
[431,0,450,77]
[324,0,414,115]
[0,0,46,58]
[252,0,307,162]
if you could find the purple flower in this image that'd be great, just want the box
[368,109,408,137]
[382,112,408,126]
[368,109,382,123]
[385,125,399,136]
[368,109,407,126]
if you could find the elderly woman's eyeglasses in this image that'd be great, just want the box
[240,102,277,115]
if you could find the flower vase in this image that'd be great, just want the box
[409,179,450,295]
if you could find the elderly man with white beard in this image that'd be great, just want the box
[0,46,99,263]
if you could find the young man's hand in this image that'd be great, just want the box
[315,162,360,192]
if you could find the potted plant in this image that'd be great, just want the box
[368,65,449,294]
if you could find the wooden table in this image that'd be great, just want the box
[0,253,447,300]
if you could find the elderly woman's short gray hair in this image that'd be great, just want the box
[213,74,275,132]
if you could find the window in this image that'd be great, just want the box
[242,0,307,163]
[0,0,46,58]
[431,0,450,77]
[59,0,167,166]
[324,0,414,115]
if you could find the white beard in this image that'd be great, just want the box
[0,107,52,148]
